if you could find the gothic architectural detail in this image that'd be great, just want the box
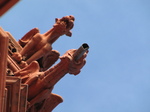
[20,84,28,112]
[0,27,9,112]
[6,76,22,112]
[12,15,75,65]
[0,15,89,112]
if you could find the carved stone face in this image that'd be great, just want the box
[54,15,75,36]
[61,15,75,29]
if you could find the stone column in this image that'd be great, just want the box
[0,27,9,112]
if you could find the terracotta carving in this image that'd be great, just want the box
[37,50,60,71]
[1,15,89,112]
[14,47,88,111]
[0,27,9,112]
[12,15,75,65]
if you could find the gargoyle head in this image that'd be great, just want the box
[54,15,75,37]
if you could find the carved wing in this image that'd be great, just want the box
[18,28,39,47]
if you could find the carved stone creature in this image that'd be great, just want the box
[12,15,75,65]
[37,50,60,71]
[14,48,88,112]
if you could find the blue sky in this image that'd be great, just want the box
[1,0,150,112]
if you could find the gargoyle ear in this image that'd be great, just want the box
[65,31,72,37]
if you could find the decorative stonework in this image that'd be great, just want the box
[0,27,8,112]
[6,76,22,112]
[0,15,89,112]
